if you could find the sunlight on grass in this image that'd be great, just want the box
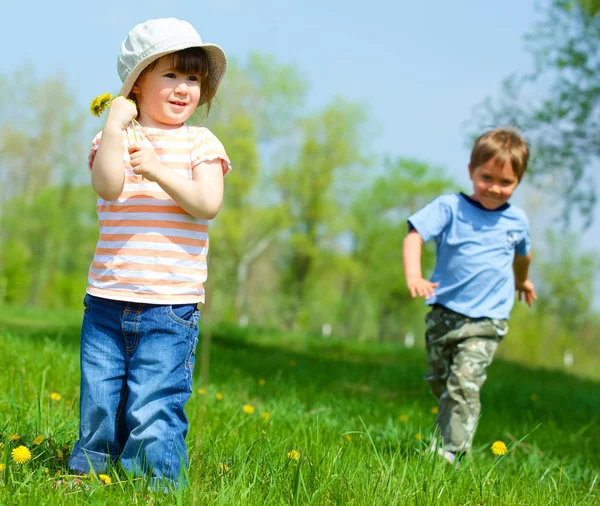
[0,314,599,504]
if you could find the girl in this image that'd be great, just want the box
[68,18,230,486]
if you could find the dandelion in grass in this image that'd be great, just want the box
[258,379,266,386]
[414,433,424,440]
[0,464,5,471]
[98,474,112,484]
[261,412,270,421]
[343,434,352,442]
[56,449,64,460]
[11,445,32,464]
[50,392,62,401]
[197,388,206,395]
[491,440,508,456]
[216,392,224,401]
[8,434,20,442]
[218,462,231,474]
[287,449,300,461]
[242,404,255,414]
[399,414,409,422]
[431,406,439,415]
[33,435,45,445]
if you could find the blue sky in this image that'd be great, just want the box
[2,0,598,300]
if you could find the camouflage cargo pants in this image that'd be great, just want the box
[425,304,508,453]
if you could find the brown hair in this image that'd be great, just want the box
[131,47,215,117]
[470,128,530,181]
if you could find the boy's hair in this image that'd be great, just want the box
[470,128,529,181]
[130,47,215,116]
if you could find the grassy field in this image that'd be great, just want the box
[0,308,599,505]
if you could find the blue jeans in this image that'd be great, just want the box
[68,294,200,484]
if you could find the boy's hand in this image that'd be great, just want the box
[129,144,166,182]
[105,96,137,130]
[406,275,439,300]
[516,279,537,307]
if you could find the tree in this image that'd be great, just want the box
[472,0,600,225]
[199,54,305,323]
[273,98,368,330]
[345,158,458,341]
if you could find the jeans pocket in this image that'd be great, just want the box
[83,294,92,315]
[167,303,199,327]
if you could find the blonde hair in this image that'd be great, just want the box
[470,128,530,181]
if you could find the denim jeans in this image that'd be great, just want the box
[68,294,200,484]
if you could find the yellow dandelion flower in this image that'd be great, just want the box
[258,379,266,386]
[0,463,5,471]
[98,474,112,484]
[491,440,508,456]
[11,445,32,464]
[33,435,45,445]
[8,434,20,442]
[215,392,224,401]
[90,93,114,117]
[431,406,439,415]
[343,434,352,442]
[197,388,206,395]
[530,393,538,401]
[50,392,62,401]
[56,449,64,460]
[242,404,255,414]
[261,412,270,421]
[218,462,231,474]
[414,433,424,441]
[398,415,409,422]
[287,449,300,461]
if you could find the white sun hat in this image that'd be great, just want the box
[117,18,227,105]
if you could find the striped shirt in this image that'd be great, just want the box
[86,124,230,304]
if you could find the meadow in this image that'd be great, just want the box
[0,307,599,505]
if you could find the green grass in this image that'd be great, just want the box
[0,310,599,505]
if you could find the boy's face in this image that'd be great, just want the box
[132,56,201,129]
[469,157,519,210]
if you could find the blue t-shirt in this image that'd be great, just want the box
[407,193,531,320]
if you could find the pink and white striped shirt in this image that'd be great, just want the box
[86,124,230,304]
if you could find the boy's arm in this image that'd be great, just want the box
[128,143,224,219]
[513,252,537,307]
[91,97,136,201]
[403,229,439,299]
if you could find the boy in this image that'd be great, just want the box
[402,128,537,464]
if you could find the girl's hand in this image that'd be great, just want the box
[129,144,165,182]
[105,96,137,130]
[516,279,537,307]
[406,275,439,299]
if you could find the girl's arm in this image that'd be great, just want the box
[128,143,224,219]
[91,97,137,200]
[403,230,439,299]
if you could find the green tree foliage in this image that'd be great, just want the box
[472,0,600,224]
[345,158,458,341]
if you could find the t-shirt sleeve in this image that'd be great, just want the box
[407,196,452,243]
[88,131,103,170]
[515,215,531,256]
[191,128,231,177]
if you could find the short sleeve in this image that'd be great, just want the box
[407,196,453,243]
[515,216,531,256]
[191,127,231,177]
[88,131,103,170]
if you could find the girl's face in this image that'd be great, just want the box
[469,157,519,210]
[132,56,201,129]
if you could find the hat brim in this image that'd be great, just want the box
[119,42,227,106]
